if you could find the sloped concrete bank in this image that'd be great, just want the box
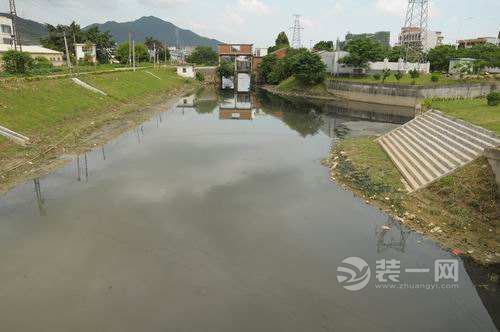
[325,80,499,107]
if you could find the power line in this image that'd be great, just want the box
[9,0,21,51]
[290,14,303,49]
[401,0,430,63]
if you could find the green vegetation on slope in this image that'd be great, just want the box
[277,76,330,96]
[329,73,478,86]
[0,68,187,139]
[326,137,498,264]
[428,98,500,134]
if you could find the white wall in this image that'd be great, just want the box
[75,44,97,62]
[177,66,195,78]
[0,16,13,45]
[320,50,430,75]
[369,59,430,74]
[237,73,251,92]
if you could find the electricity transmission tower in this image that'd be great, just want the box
[290,14,303,49]
[9,0,21,51]
[401,0,429,62]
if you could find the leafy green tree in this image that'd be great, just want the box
[456,44,500,68]
[2,50,33,74]
[217,60,235,79]
[186,46,218,65]
[275,31,290,47]
[268,31,290,53]
[409,69,420,84]
[41,22,115,64]
[267,61,287,84]
[394,71,403,81]
[84,26,115,63]
[313,41,334,52]
[426,45,456,72]
[340,37,387,68]
[286,49,326,84]
[41,22,84,53]
[387,46,406,62]
[144,36,170,62]
[381,69,391,82]
[259,53,278,83]
[116,42,149,64]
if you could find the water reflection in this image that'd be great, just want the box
[33,178,46,216]
[376,217,411,253]
[219,93,255,120]
[0,88,496,331]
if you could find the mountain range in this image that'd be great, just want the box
[87,16,221,48]
[0,13,47,45]
[0,14,222,48]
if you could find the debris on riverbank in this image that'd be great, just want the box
[322,136,499,266]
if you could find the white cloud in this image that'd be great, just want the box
[375,0,407,16]
[137,0,190,8]
[222,8,245,25]
[239,0,272,15]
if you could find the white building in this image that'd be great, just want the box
[253,48,268,57]
[0,16,13,45]
[398,27,443,52]
[176,65,195,78]
[74,43,97,63]
[317,51,351,75]
[0,44,64,67]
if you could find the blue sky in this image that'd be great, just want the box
[5,0,500,46]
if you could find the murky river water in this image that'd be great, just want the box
[0,90,497,331]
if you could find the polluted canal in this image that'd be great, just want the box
[0,90,497,331]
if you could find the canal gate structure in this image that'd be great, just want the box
[218,44,253,92]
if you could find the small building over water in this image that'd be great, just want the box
[177,65,195,78]
[218,44,253,92]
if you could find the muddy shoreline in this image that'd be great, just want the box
[0,87,195,195]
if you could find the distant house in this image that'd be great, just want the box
[177,65,195,78]
[457,36,499,48]
[74,43,97,63]
[0,44,64,67]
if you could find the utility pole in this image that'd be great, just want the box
[153,43,156,68]
[63,30,72,73]
[73,31,79,74]
[164,42,167,65]
[9,0,21,51]
[132,36,136,71]
[128,32,132,67]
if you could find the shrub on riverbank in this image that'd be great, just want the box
[487,91,500,106]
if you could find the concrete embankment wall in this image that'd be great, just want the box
[325,80,499,107]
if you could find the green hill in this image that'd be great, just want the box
[0,13,48,45]
[86,16,222,48]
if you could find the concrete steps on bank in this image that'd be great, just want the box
[377,110,500,192]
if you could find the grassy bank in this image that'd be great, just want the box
[324,137,499,265]
[0,67,196,190]
[276,76,333,97]
[428,98,500,134]
[329,73,496,86]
